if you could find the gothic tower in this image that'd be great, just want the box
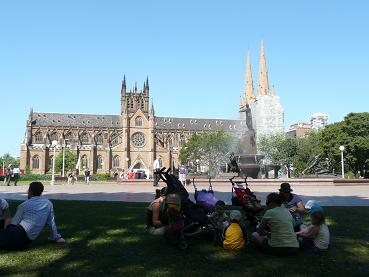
[120,76,150,116]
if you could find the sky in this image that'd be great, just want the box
[0,0,368,157]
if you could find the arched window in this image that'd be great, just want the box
[95,133,103,145]
[81,155,88,169]
[64,132,73,145]
[32,155,40,169]
[97,155,103,169]
[50,132,58,143]
[130,97,134,109]
[34,131,43,143]
[81,132,89,145]
[135,116,142,127]
[113,155,120,168]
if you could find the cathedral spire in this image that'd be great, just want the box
[145,76,149,94]
[121,75,126,95]
[244,49,256,104]
[150,99,155,115]
[257,40,270,96]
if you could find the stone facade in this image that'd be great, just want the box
[20,42,284,176]
[20,77,245,176]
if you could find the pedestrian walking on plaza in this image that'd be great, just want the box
[153,156,162,187]
[12,165,21,186]
[5,165,13,186]
[84,168,90,184]
[67,169,74,185]
[179,164,187,186]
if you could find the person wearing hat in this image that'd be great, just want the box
[252,193,299,255]
[279,183,305,231]
[223,210,246,250]
[296,204,330,252]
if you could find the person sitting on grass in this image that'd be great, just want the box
[0,199,11,229]
[146,187,167,235]
[296,204,330,253]
[279,183,306,231]
[208,200,229,245]
[223,210,246,250]
[252,193,299,255]
[0,182,65,251]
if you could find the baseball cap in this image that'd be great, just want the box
[310,204,324,214]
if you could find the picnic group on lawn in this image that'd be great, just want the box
[0,178,329,255]
[147,179,330,255]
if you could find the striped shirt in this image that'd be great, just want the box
[11,196,61,241]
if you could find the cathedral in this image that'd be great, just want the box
[20,42,284,176]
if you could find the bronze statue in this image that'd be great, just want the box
[227,152,240,173]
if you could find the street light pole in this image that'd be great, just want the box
[51,140,58,186]
[62,139,69,177]
[339,145,345,179]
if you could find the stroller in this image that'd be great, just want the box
[229,177,263,224]
[192,177,218,214]
[157,168,214,249]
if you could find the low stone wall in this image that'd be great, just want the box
[118,178,369,187]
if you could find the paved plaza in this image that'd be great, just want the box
[1,181,369,206]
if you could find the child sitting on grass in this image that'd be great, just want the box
[209,200,228,229]
[208,200,229,245]
[223,210,246,250]
[296,204,330,253]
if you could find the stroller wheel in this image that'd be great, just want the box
[178,240,188,250]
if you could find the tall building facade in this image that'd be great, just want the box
[239,41,284,139]
[310,113,329,129]
[20,42,283,175]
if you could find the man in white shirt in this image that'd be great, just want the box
[0,199,11,229]
[0,182,65,251]
[153,156,162,187]
[12,166,21,186]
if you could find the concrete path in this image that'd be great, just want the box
[1,182,369,206]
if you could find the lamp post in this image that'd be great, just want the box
[339,145,345,179]
[62,139,69,177]
[51,140,58,186]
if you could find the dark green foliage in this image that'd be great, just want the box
[55,149,77,174]
[319,112,369,174]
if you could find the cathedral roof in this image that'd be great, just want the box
[31,112,246,132]
[155,117,246,132]
[32,112,121,128]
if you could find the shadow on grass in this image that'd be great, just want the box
[0,201,368,276]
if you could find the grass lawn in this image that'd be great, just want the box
[1,201,368,277]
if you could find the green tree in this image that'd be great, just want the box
[179,132,242,177]
[319,112,369,175]
[258,133,297,177]
[0,153,20,168]
[257,131,321,177]
[55,149,77,175]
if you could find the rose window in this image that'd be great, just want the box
[131,132,146,148]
